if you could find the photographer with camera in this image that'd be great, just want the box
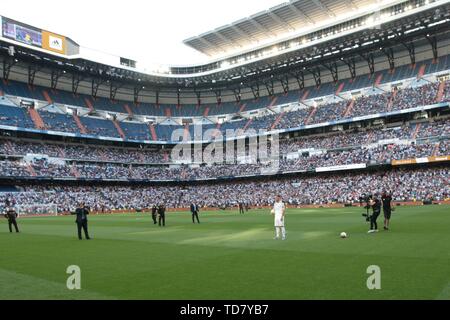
[361,193,372,222]
[368,193,382,234]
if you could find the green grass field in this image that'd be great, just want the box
[1,205,449,300]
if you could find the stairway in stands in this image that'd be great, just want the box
[26,164,37,177]
[301,90,310,101]
[417,64,426,79]
[387,88,398,112]
[123,104,133,117]
[304,107,317,125]
[4,140,14,154]
[84,97,95,112]
[242,118,253,131]
[411,123,422,140]
[374,73,383,87]
[378,146,389,163]
[56,145,66,158]
[28,107,46,130]
[335,82,345,96]
[183,123,190,141]
[70,165,81,179]
[113,120,126,139]
[271,112,285,130]
[148,123,158,141]
[72,114,88,134]
[137,152,145,163]
[99,148,108,162]
[268,96,278,108]
[432,142,440,156]
[342,100,355,118]
[203,107,210,117]
[42,90,53,104]
[436,81,446,103]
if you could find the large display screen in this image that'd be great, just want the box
[2,17,42,47]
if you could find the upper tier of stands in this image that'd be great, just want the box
[2,55,449,117]
[1,54,450,142]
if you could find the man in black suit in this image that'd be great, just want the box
[4,207,19,233]
[238,202,245,214]
[151,205,158,225]
[158,204,166,227]
[381,190,394,231]
[190,203,200,224]
[71,202,91,240]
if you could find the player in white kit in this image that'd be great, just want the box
[271,195,286,240]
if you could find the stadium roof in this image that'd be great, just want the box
[184,0,397,57]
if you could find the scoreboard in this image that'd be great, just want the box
[0,15,79,56]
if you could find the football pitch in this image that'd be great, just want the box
[1,205,449,300]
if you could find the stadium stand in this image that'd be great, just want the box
[1,77,449,141]
[0,0,449,212]
[1,167,448,212]
[1,55,450,144]
[0,115,448,182]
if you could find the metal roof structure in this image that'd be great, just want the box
[2,0,449,102]
[184,0,397,57]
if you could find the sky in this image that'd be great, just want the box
[0,0,284,67]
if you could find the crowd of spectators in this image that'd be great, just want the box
[0,140,447,180]
[1,140,166,164]
[32,159,73,178]
[279,125,414,154]
[0,160,30,177]
[416,119,450,138]
[0,116,448,181]
[270,82,442,131]
[2,118,449,166]
[39,112,80,134]
[1,167,448,212]
[392,83,439,111]
[311,100,349,123]
[442,79,450,102]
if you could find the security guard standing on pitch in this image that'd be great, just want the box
[71,202,91,240]
[4,206,19,233]
[151,204,158,225]
[238,202,245,214]
[158,203,166,227]
[381,190,394,231]
[190,202,200,224]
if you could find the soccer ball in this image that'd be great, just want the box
[270,209,275,214]
[340,232,348,238]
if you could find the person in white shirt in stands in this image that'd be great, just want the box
[271,195,286,240]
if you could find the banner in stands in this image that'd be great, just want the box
[428,155,450,162]
[316,163,366,172]
[1,17,42,48]
[391,158,417,166]
[42,31,66,54]
[392,155,450,166]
